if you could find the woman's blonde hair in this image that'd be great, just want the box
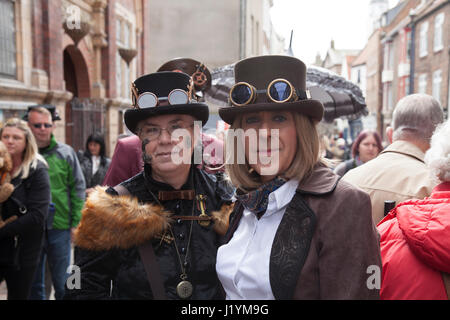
[225,112,323,192]
[0,117,47,179]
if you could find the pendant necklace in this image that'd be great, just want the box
[143,171,197,299]
[169,211,194,299]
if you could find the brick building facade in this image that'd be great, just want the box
[351,0,448,140]
[0,0,150,154]
[411,0,449,111]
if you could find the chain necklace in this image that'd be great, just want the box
[169,205,194,299]
[143,171,196,299]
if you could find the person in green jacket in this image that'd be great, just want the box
[25,105,85,300]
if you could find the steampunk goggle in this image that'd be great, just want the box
[131,80,195,109]
[229,78,311,107]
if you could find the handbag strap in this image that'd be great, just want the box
[442,272,450,300]
[113,184,167,300]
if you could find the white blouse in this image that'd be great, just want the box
[91,155,101,175]
[216,179,299,299]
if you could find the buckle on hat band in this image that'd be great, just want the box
[229,78,311,107]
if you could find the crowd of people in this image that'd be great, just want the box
[0,54,449,300]
[0,106,109,300]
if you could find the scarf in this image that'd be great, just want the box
[236,177,286,216]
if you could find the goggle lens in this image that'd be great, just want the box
[231,83,253,105]
[168,89,189,105]
[137,93,157,108]
[269,81,292,102]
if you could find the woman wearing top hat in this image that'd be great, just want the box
[216,55,381,299]
[64,71,234,300]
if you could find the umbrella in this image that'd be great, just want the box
[204,63,368,123]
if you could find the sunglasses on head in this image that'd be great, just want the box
[32,123,52,129]
[131,81,194,109]
[229,78,311,107]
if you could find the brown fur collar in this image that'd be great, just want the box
[74,187,234,251]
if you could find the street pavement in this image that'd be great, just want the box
[0,246,73,300]
[0,281,55,300]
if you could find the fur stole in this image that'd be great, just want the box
[74,186,234,251]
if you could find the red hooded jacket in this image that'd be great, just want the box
[377,182,450,300]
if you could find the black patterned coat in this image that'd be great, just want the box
[64,165,233,300]
[78,152,111,189]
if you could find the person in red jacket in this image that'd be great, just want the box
[102,135,143,187]
[377,118,450,300]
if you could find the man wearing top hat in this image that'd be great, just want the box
[102,58,224,188]
[64,71,233,300]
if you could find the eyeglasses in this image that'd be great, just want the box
[31,123,53,129]
[131,82,194,109]
[139,122,194,140]
[229,78,311,107]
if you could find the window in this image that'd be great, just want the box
[383,82,393,112]
[250,15,255,55]
[418,74,427,94]
[0,0,16,78]
[419,21,428,58]
[124,64,129,99]
[383,41,394,70]
[116,17,134,99]
[116,52,122,98]
[406,29,412,61]
[432,70,442,103]
[123,23,129,48]
[116,19,122,46]
[386,83,393,111]
[405,77,410,96]
[433,13,444,52]
[255,21,259,55]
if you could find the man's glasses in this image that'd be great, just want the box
[31,123,53,129]
[139,122,194,140]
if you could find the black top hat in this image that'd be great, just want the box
[124,72,209,134]
[23,104,61,121]
[157,58,212,92]
[218,55,324,124]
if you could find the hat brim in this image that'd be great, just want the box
[124,103,209,134]
[218,99,324,125]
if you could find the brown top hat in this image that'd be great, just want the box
[157,57,212,92]
[218,55,324,124]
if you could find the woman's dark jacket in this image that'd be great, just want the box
[65,164,234,300]
[224,164,381,299]
[78,151,111,189]
[0,160,50,267]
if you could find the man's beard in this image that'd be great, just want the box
[141,138,152,164]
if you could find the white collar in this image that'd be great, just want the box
[268,179,299,213]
